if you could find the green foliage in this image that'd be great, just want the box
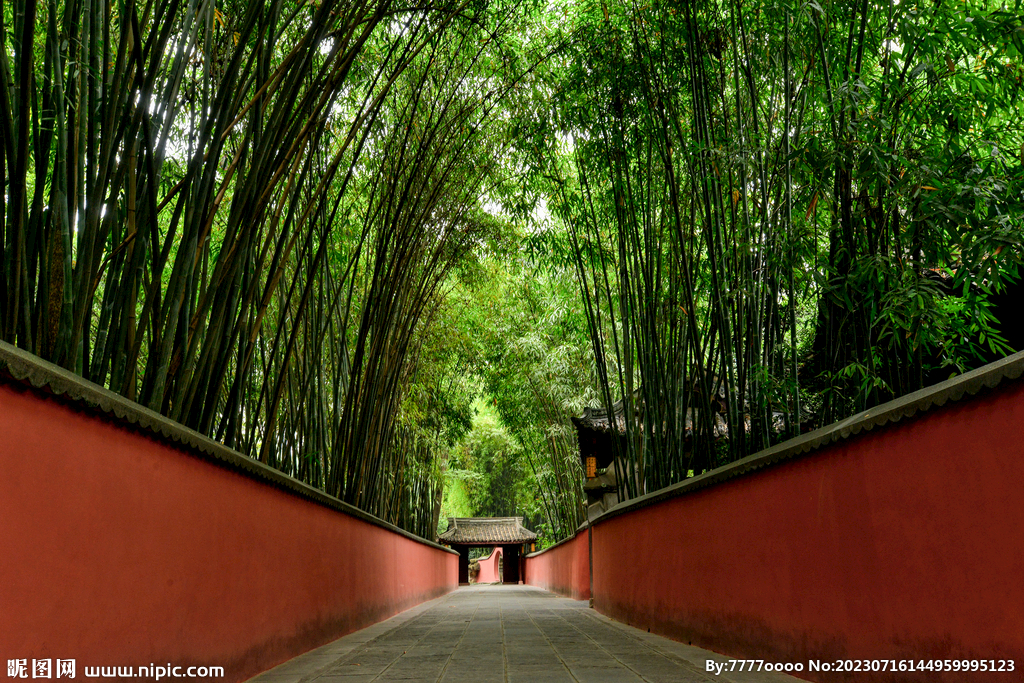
[5,0,1023,544]
[504,0,1024,498]
[426,244,593,545]
[448,402,526,516]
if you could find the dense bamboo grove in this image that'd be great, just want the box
[522,0,1024,503]
[4,0,1024,543]
[1,0,541,538]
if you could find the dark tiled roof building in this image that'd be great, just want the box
[438,517,536,585]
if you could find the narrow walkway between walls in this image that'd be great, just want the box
[248,585,801,683]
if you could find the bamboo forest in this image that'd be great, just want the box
[3,0,1023,546]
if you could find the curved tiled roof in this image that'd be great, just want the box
[439,517,537,544]
[571,401,628,435]
[573,400,776,441]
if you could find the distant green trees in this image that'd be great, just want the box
[429,255,594,545]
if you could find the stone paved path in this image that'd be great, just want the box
[248,585,801,683]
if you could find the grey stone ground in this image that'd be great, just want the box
[248,585,801,683]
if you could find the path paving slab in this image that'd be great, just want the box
[248,585,801,683]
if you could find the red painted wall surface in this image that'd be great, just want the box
[591,379,1024,682]
[524,530,590,601]
[474,548,502,584]
[0,381,458,683]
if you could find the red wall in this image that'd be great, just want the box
[524,530,590,601]
[0,380,458,682]
[591,379,1024,682]
[475,547,502,584]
